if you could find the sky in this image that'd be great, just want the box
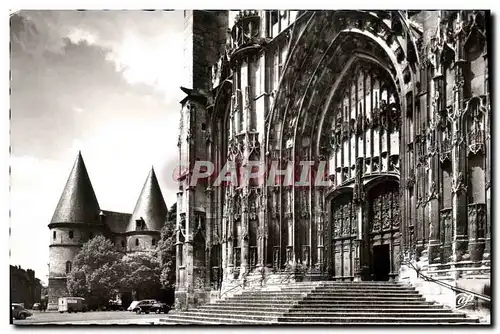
[10,10,185,285]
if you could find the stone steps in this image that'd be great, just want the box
[191,308,462,318]
[242,290,420,295]
[303,295,426,300]
[202,305,446,311]
[298,300,432,305]
[159,281,480,325]
[277,316,479,324]
[278,317,477,324]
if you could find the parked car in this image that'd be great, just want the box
[127,301,140,312]
[151,302,171,314]
[128,299,156,312]
[32,303,40,311]
[133,300,157,314]
[12,304,32,320]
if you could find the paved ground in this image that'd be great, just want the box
[13,310,166,325]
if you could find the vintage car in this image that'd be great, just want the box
[150,302,171,314]
[12,303,33,320]
[132,300,157,314]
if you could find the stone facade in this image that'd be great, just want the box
[47,152,167,309]
[10,265,42,309]
[176,10,491,311]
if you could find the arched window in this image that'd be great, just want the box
[121,240,125,248]
[53,231,56,240]
[152,239,156,246]
[69,230,74,239]
[135,238,139,246]
[65,261,72,274]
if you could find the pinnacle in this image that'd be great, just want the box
[50,152,101,224]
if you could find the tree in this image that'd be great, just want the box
[120,252,161,300]
[157,203,176,289]
[67,235,124,308]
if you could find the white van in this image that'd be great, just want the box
[58,297,87,313]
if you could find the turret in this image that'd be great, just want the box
[47,152,104,309]
[125,167,167,252]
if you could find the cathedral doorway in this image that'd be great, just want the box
[363,179,401,281]
[329,190,356,280]
[372,244,390,281]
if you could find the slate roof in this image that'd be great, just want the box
[101,210,132,234]
[50,152,101,224]
[126,167,167,233]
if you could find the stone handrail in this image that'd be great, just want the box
[401,259,491,308]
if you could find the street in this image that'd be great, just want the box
[13,310,167,325]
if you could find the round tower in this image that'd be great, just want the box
[47,152,104,310]
[125,167,167,252]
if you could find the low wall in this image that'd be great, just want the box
[399,259,491,323]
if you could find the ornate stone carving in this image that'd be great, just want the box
[372,157,380,173]
[381,193,391,230]
[273,247,280,270]
[356,112,364,135]
[440,126,452,163]
[301,245,310,265]
[468,116,484,155]
[353,157,365,203]
[333,205,341,238]
[427,181,439,202]
[250,247,257,267]
[341,203,351,236]
[392,192,400,229]
[234,247,241,267]
[466,96,487,156]
[427,128,438,156]
[416,195,424,208]
[372,197,381,232]
[389,155,400,173]
[406,168,415,189]
[451,172,467,194]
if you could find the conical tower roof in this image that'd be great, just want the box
[50,152,101,224]
[126,167,167,232]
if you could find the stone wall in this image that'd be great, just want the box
[48,245,81,278]
[47,277,68,309]
[125,233,160,252]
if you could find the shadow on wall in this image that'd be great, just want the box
[480,284,491,310]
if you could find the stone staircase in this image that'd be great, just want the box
[159,281,481,325]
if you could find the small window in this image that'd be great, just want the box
[65,261,72,274]
[201,123,206,131]
[136,219,143,230]
[152,239,156,246]
[53,231,56,240]
[135,238,139,246]
[121,240,125,248]
[69,230,74,239]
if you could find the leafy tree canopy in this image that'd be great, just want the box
[67,235,124,306]
[120,251,161,299]
[157,203,176,289]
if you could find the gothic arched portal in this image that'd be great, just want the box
[326,58,402,281]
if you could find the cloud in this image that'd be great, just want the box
[105,31,184,101]
[10,10,185,280]
[12,10,185,102]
